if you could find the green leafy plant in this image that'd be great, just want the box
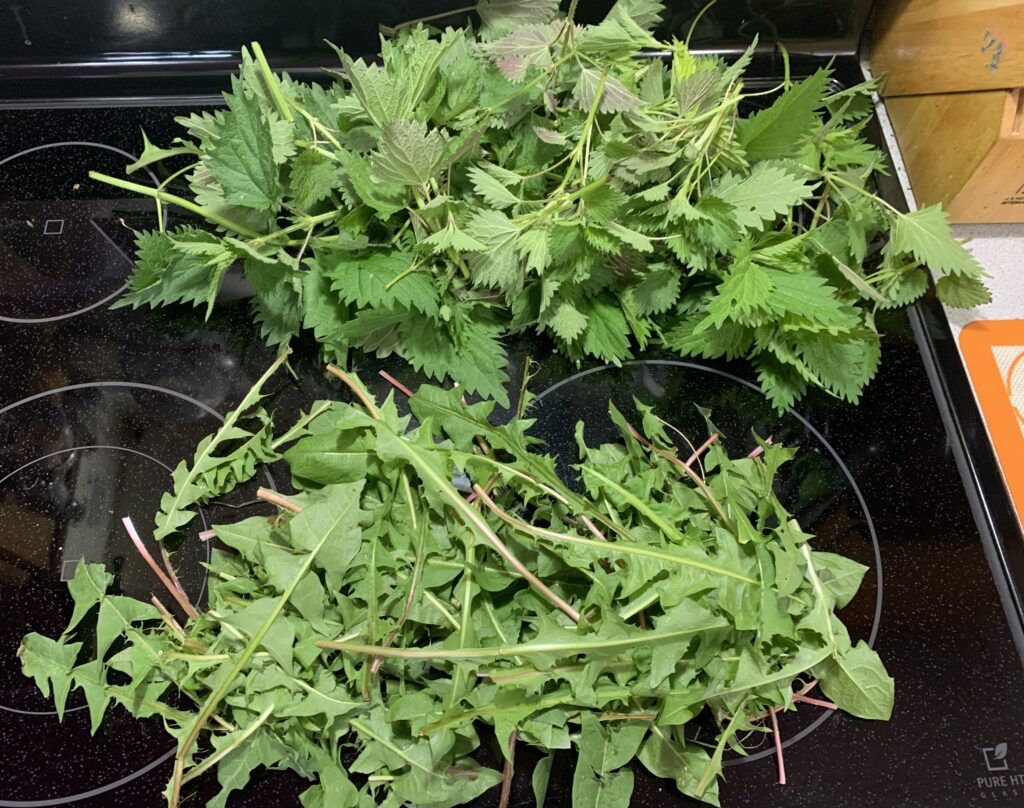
[92,0,987,410]
[21,359,892,807]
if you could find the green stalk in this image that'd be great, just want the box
[271,401,333,450]
[318,620,728,660]
[154,350,290,541]
[154,161,200,233]
[181,705,274,784]
[449,525,475,710]
[89,172,260,239]
[801,544,837,648]
[250,41,294,122]
[167,463,356,807]
[250,209,337,245]
[695,699,749,798]
[473,487,757,585]
[361,536,380,699]
[578,466,688,544]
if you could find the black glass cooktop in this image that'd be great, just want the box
[2,96,1024,808]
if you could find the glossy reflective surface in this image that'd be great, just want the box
[0,143,161,321]
[2,71,1024,806]
[0,0,871,87]
[0,105,332,808]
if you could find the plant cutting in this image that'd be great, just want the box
[90,0,989,411]
[20,356,893,807]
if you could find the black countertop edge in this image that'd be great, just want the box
[910,298,1024,667]
[0,51,856,104]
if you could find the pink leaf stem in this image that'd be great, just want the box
[378,370,415,399]
[121,517,199,620]
[150,595,185,640]
[769,707,786,786]
[684,433,719,468]
[158,542,189,604]
[792,694,837,710]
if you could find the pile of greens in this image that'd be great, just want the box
[20,357,892,807]
[93,0,988,412]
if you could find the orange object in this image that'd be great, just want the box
[960,319,1024,523]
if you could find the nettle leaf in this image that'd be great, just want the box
[879,267,929,309]
[466,209,522,297]
[400,317,510,404]
[302,257,350,364]
[326,251,439,316]
[371,120,447,186]
[518,227,552,273]
[715,165,816,231]
[420,218,489,254]
[737,68,831,159]
[616,0,666,31]
[207,80,283,210]
[628,268,680,316]
[477,0,559,32]
[548,300,588,342]
[483,24,556,82]
[254,280,303,348]
[533,125,566,145]
[887,205,986,279]
[935,273,991,308]
[468,163,520,209]
[117,230,230,315]
[126,129,199,174]
[288,150,341,211]
[338,149,406,217]
[580,297,632,363]
[573,67,643,113]
[704,267,771,329]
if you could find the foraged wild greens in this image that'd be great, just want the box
[21,357,893,807]
[91,0,989,411]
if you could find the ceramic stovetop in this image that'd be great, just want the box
[2,101,1024,808]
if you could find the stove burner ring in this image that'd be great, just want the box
[533,359,883,767]
[0,381,278,807]
[0,141,162,325]
[0,445,208,717]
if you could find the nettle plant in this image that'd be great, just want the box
[94,0,988,409]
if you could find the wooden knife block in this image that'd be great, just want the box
[885,88,1024,223]
[871,0,1024,96]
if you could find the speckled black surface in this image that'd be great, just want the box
[3,98,1024,808]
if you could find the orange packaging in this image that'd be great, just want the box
[960,319,1024,523]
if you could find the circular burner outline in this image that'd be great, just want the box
[0,750,175,808]
[0,380,276,807]
[0,141,162,325]
[0,444,209,717]
[532,359,883,765]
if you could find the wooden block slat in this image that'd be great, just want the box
[885,88,1024,223]
[871,0,1024,96]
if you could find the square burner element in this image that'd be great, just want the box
[43,218,64,235]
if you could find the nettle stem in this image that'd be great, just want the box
[88,172,259,239]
